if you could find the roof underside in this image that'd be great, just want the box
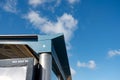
[0,44,37,59]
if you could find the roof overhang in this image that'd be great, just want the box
[0,34,72,80]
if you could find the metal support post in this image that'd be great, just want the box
[39,53,52,80]
[58,75,61,80]
[58,75,63,80]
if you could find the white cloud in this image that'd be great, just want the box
[29,0,61,8]
[68,0,80,4]
[70,67,76,76]
[77,61,86,67]
[77,60,96,69]
[29,0,45,7]
[88,60,96,69]
[3,0,17,13]
[25,10,77,43]
[108,49,120,57]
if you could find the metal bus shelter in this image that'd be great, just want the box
[0,34,72,80]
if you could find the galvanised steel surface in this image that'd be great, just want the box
[39,53,52,80]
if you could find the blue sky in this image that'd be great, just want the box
[0,0,120,80]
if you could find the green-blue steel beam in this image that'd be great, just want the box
[0,34,72,80]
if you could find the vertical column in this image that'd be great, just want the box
[39,53,52,80]
[58,75,61,80]
[58,75,63,80]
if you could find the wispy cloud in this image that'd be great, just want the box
[68,53,73,57]
[68,0,80,4]
[70,67,76,76]
[29,0,45,7]
[24,10,77,46]
[77,60,96,69]
[108,49,120,57]
[88,60,96,69]
[28,0,80,7]
[2,0,17,13]
[29,0,61,8]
